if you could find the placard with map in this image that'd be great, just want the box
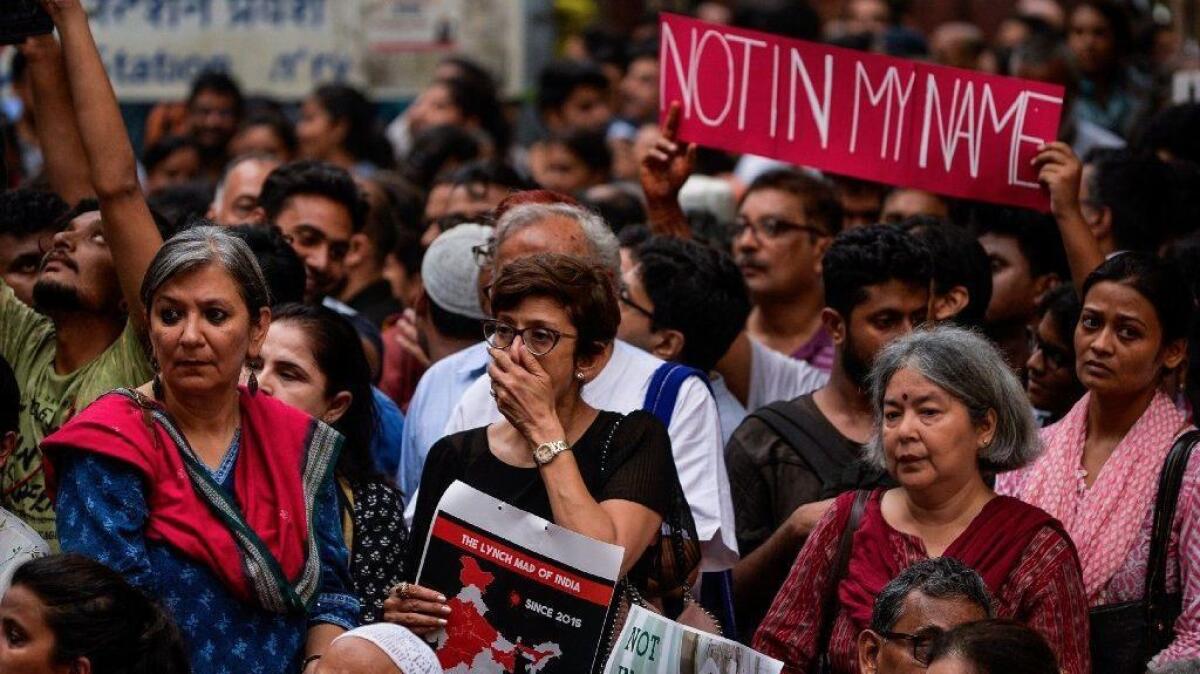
[415,481,624,673]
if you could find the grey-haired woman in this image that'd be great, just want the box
[44,226,358,674]
[753,326,1089,674]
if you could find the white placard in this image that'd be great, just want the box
[603,605,784,674]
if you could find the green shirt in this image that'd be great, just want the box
[0,280,151,546]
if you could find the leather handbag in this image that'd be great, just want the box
[817,490,870,674]
[1088,430,1200,674]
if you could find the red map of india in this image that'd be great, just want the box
[436,556,564,673]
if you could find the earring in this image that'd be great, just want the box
[150,356,164,400]
[246,356,263,396]
[575,371,586,381]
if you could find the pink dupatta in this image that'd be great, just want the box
[1001,392,1188,602]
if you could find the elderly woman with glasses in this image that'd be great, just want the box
[753,326,1089,674]
[388,254,681,649]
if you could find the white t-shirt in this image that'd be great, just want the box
[747,337,829,412]
[444,340,740,571]
[710,374,746,449]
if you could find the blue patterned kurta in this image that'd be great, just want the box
[56,440,359,674]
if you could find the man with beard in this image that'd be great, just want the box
[0,189,69,307]
[726,224,932,636]
[256,160,368,303]
[1,27,163,545]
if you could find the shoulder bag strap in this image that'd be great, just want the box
[817,489,870,668]
[1145,429,1200,646]
[751,401,846,491]
[642,362,709,429]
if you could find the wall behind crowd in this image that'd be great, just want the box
[0,0,554,150]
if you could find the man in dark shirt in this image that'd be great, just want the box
[727,224,933,635]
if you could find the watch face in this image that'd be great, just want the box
[535,442,565,464]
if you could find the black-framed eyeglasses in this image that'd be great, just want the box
[729,216,828,240]
[619,284,654,320]
[483,319,577,357]
[472,239,496,268]
[424,211,495,234]
[1028,327,1073,371]
[880,629,943,666]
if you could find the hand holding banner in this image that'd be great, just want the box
[659,13,1065,210]
[415,481,624,674]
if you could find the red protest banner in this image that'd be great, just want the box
[659,13,1065,210]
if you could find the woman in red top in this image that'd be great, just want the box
[753,326,1089,674]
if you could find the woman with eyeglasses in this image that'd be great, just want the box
[1026,285,1085,426]
[999,253,1200,673]
[386,254,681,664]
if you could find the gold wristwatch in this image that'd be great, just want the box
[533,439,571,466]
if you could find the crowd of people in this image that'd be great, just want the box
[2,0,1200,672]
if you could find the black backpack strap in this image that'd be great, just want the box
[1145,429,1200,649]
[817,490,870,668]
[750,401,846,491]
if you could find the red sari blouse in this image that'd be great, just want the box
[752,489,1091,674]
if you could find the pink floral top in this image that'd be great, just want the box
[1002,441,1200,671]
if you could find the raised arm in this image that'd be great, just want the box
[41,0,162,329]
[17,34,93,204]
[1035,142,1104,294]
[640,101,697,239]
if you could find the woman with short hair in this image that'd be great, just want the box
[45,226,358,674]
[999,252,1200,671]
[754,325,1089,674]
[387,254,691,671]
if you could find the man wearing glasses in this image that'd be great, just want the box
[615,234,828,447]
[419,160,533,248]
[858,558,993,674]
[734,169,843,372]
